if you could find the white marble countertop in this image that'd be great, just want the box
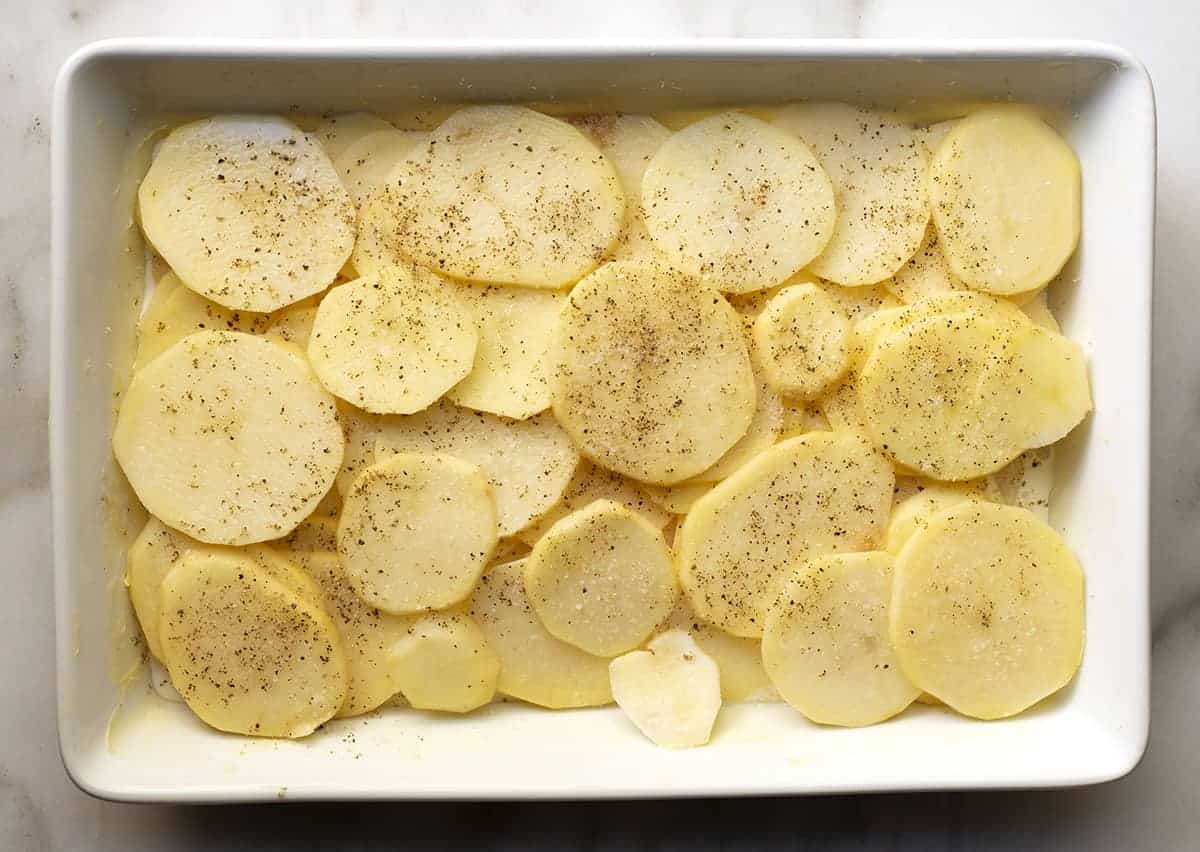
[4,0,1197,848]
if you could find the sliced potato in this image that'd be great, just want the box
[354,105,624,287]
[138,115,355,312]
[333,401,380,496]
[333,127,425,208]
[264,300,320,349]
[929,107,1081,295]
[763,551,919,726]
[517,461,671,547]
[644,481,715,516]
[374,401,579,537]
[337,453,497,614]
[886,224,966,304]
[642,111,836,293]
[491,536,532,565]
[752,282,851,399]
[780,397,829,438]
[657,597,775,702]
[891,502,1085,719]
[609,630,722,748]
[550,261,756,485]
[134,275,268,370]
[678,432,894,637]
[1019,289,1061,333]
[392,611,501,713]
[279,514,339,552]
[311,112,397,162]
[884,485,977,554]
[159,549,348,737]
[468,559,613,708]
[307,265,478,415]
[988,446,1055,521]
[524,499,678,656]
[772,103,929,286]
[820,281,904,324]
[113,330,344,545]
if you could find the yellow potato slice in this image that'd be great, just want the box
[524,499,678,656]
[642,111,836,293]
[392,611,500,713]
[264,300,319,349]
[884,485,977,554]
[891,502,1085,719]
[354,105,624,287]
[550,261,756,485]
[820,281,904,324]
[338,453,498,613]
[929,107,1081,295]
[644,481,715,516]
[1019,289,1061,333]
[113,331,344,545]
[374,401,579,537]
[886,224,966,304]
[138,115,355,312]
[772,103,929,286]
[311,112,397,162]
[780,397,829,438]
[333,127,425,208]
[988,446,1055,521]
[333,401,380,496]
[307,265,478,415]
[279,513,339,552]
[763,552,919,726]
[134,274,268,370]
[468,559,613,708]
[159,550,348,738]
[609,630,722,749]
[678,431,894,637]
[491,536,532,565]
[446,284,567,420]
[752,283,851,398]
[656,597,775,702]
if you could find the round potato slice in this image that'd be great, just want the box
[550,261,756,485]
[333,127,425,208]
[763,552,919,726]
[884,485,977,554]
[391,611,500,713]
[656,597,775,702]
[886,224,967,304]
[446,284,567,420]
[678,431,894,637]
[134,276,268,371]
[644,481,715,516]
[772,103,929,286]
[159,550,348,738]
[264,300,320,349]
[752,283,851,398]
[642,111,836,293]
[929,107,1081,295]
[138,115,355,312]
[354,105,624,287]
[468,559,613,708]
[524,499,678,657]
[113,331,344,545]
[374,401,580,537]
[311,112,398,162]
[307,265,478,415]
[337,453,498,614]
[891,502,1085,719]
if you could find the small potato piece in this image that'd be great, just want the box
[311,112,397,162]
[886,224,966,304]
[337,453,498,614]
[763,552,919,726]
[609,630,722,749]
[550,261,756,485]
[159,550,348,738]
[884,486,976,554]
[446,284,567,420]
[642,111,836,293]
[517,461,671,547]
[929,107,1081,295]
[773,103,929,286]
[112,331,344,545]
[354,105,624,287]
[753,283,851,398]
[138,115,355,312]
[891,502,1085,719]
[524,500,678,656]
[468,559,613,708]
[307,265,478,415]
[392,611,500,713]
[657,598,775,702]
[134,275,267,370]
[679,432,894,637]
[333,127,425,208]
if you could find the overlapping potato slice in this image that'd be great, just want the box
[1019,289,1061,333]
[113,330,344,545]
[134,273,268,370]
[391,611,501,713]
[138,115,355,312]
[280,513,339,552]
[988,446,1055,521]
[763,552,919,726]
[333,127,425,208]
[886,224,966,304]
[884,484,978,554]
[891,502,1085,719]
[644,481,715,516]
[333,401,381,496]
[752,282,851,398]
[642,111,836,293]
[264,298,320,349]
[311,112,398,162]
[656,597,775,702]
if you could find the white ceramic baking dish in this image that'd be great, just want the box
[51,38,1154,802]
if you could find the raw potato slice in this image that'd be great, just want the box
[307,265,478,414]
[884,485,977,554]
[691,350,784,482]
[550,261,756,484]
[886,224,966,304]
[468,559,613,708]
[264,300,320,349]
[517,461,671,547]
[820,281,903,324]
[159,550,348,738]
[374,401,580,537]
[311,112,397,162]
[891,502,1085,719]
[337,453,498,614]
[391,611,500,713]
[333,127,425,207]
[279,514,339,552]
[524,499,678,656]
[920,119,960,154]
[644,481,715,516]
[134,274,268,370]
[752,283,851,398]
[138,115,355,312]
[764,552,919,726]
[780,398,829,437]
[988,446,1055,521]
[354,105,624,287]
[772,103,930,286]
[929,107,1081,295]
[657,598,775,702]
[333,402,380,496]
[113,331,344,545]
[446,284,567,420]
[609,630,722,749]
[1019,289,1061,333]
[642,111,836,293]
[678,432,894,637]
[491,536,532,565]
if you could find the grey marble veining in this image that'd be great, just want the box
[4,0,1198,849]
